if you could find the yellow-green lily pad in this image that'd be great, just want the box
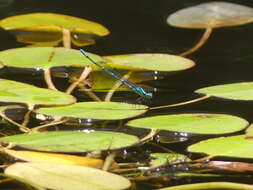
[0,79,75,106]
[36,102,148,120]
[195,82,253,100]
[0,131,139,152]
[104,54,195,71]
[188,134,253,159]
[127,113,248,134]
[0,13,109,36]
[0,47,105,70]
[5,162,131,190]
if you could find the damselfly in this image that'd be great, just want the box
[80,49,153,99]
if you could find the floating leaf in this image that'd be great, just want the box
[127,113,248,134]
[167,2,253,56]
[188,134,253,159]
[4,149,104,168]
[150,153,191,168]
[104,53,195,71]
[196,82,253,100]
[5,162,130,190]
[0,13,109,47]
[0,13,109,36]
[0,79,75,106]
[0,131,139,152]
[0,47,105,70]
[159,182,253,190]
[167,2,253,29]
[36,102,148,120]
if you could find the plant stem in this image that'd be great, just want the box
[150,95,210,110]
[66,66,92,94]
[62,28,71,49]
[180,27,213,56]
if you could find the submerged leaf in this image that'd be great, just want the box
[0,131,139,152]
[159,182,253,190]
[104,53,195,71]
[127,113,248,134]
[0,79,75,106]
[188,134,253,159]
[36,102,148,120]
[5,162,130,190]
[4,149,104,168]
[167,2,253,29]
[15,31,62,46]
[196,82,253,100]
[150,153,191,168]
[204,161,253,172]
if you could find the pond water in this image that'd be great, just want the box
[0,0,253,189]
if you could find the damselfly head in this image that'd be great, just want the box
[145,92,153,99]
[80,49,89,57]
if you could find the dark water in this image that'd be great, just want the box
[0,0,253,189]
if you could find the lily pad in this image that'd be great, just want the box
[167,2,253,29]
[0,79,75,106]
[188,134,253,159]
[104,54,195,71]
[127,113,248,134]
[0,131,139,152]
[4,149,104,168]
[195,82,253,100]
[0,13,109,36]
[167,2,253,56]
[5,162,130,190]
[159,182,253,190]
[0,47,105,70]
[150,153,191,168]
[36,102,148,120]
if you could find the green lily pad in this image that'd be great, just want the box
[0,47,105,70]
[0,79,75,106]
[0,13,109,36]
[0,131,139,152]
[159,182,253,190]
[167,2,253,29]
[104,54,195,71]
[127,113,248,134]
[36,102,148,120]
[188,134,253,159]
[150,153,191,168]
[196,82,253,100]
[5,162,130,190]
